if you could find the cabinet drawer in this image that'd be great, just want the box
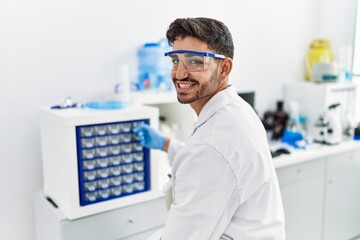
[276,158,325,186]
[120,226,162,240]
[62,197,167,240]
[327,150,360,172]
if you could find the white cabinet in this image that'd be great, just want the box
[34,190,167,240]
[323,149,360,240]
[276,158,326,240]
[275,145,360,240]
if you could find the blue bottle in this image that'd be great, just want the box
[137,41,172,91]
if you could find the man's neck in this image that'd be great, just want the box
[190,84,230,116]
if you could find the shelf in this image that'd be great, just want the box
[131,90,178,105]
[287,81,356,90]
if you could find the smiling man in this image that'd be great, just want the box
[136,17,285,240]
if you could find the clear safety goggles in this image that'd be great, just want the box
[164,50,226,72]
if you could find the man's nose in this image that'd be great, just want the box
[175,61,189,80]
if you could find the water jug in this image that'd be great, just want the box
[137,41,172,91]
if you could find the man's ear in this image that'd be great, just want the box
[219,58,233,81]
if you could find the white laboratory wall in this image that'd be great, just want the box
[353,1,360,121]
[354,0,360,75]
[0,0,357,239]
[318,0,358,63]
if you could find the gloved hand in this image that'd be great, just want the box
[133,124,166,150]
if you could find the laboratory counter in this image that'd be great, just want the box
[35,140,360,240]
[272,140,360,168]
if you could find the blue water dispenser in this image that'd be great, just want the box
[137,40,172,91]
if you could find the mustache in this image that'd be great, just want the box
[173,77,198,84]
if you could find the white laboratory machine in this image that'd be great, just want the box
[284,82,357,140]
[40,104,163,220]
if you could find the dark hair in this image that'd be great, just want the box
[166,17,234,59]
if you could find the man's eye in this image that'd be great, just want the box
[172,59,180,64]
[188,59,203,65]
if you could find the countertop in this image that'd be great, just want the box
[271,140,360,169]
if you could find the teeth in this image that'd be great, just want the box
[179,83,192,88]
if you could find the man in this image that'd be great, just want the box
[135,17,285,240]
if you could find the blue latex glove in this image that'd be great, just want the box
[133,124,166,150]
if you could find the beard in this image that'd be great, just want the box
[174,67,220,104]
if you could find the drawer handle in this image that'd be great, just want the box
[296,168,302,174]
[128,219,134,224]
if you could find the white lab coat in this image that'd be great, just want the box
[150,86,285,240]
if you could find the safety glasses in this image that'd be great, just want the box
[164,50,226,72]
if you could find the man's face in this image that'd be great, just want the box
[171,37,222,104]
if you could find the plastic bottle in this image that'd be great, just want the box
[137,40,172,91]
[114,64,131,104]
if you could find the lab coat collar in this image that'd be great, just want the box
[193,85,238,132]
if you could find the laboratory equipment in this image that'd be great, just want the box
[311,62,338,82]
[284,82,357,140]
[40,105,162,220]
[51,96,78,109]
[262,101,289,140]
[313,103,343,145]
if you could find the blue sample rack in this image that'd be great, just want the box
[76,119,150,206]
